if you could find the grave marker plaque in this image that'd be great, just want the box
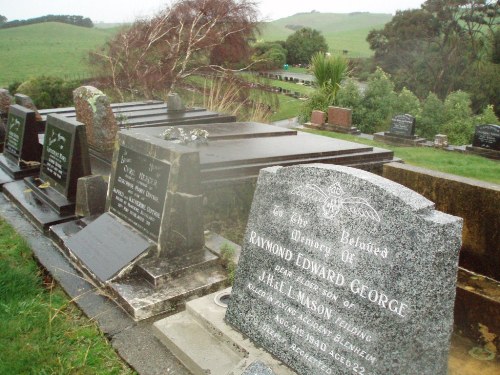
[471,124,500,150]
[226,164,462,375]
[388,114,415,137]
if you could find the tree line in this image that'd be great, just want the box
[0,15,93,29]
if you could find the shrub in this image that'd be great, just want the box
[441,91,475,145]
[15,76,82,109]
[416,92,446,139]
[394,87,421,116]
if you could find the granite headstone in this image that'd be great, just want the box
[471,124,500,151]
[226,164,462,375]
[24,113,91,213]
[387,114,416,137]
[0,104,42,180]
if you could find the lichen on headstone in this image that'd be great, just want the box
[73,86,118,153]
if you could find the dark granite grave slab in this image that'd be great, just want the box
[37,114,91,200]
[65,213,154,283]
[137,122,297,140]
[90,124,395,184]
[226,164,463,375]
[373,131,426,146]
[2,180,76,232]
[109,146,170,242]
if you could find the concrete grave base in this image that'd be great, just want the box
[153,288,296,375]
[374,132,426,146]
[323,124,361,135]
[465,145,500,160]
[50,219,229,320]
[3,179,76,232]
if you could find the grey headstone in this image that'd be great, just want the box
[226,164,462,375]
[242,361,276,375]
[167,93,185,112]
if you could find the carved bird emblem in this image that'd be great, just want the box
[291,182,380,222]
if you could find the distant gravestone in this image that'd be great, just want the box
[310,110,326,126]
[25,114,91,213]
[324,106,360,135]
[64,131,205,283]
[387,114,416,137]
[471,124,500,151]
[14,93,42,121]
[328,106,352,129]
[0,105,42,183]
[73,86,118,153]
[167,93,185,112]
[226,164,462,375]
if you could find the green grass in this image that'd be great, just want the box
[0,23,117,86]
[303,129,500,184]
[271,95,304,121]
[258,12,392,57]
[0,219,134,374]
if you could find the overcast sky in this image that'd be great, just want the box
[1,0,426,23]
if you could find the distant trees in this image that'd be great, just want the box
[251,41,287,70]
[0,15,7,24]
[285,27,328,65]
[90,0,259,99]
[0,15,93,28]
[367,0,499,114]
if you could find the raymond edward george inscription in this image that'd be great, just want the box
[226,164,462,375]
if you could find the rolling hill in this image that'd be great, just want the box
[258,12,392,57]
[0,22,117,86]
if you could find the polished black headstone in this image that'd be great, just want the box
[109,146,170,242]
[65,213,153,283]
[24,113,91,214]
[387,114,416,137]
[472,124,500,150]
[0,105,42,182]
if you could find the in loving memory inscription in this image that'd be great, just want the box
[226,164,462,375]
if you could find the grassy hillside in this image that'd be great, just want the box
[0,22,118,86]
[258,12,392,57]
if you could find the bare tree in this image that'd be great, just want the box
[90,0,259,98]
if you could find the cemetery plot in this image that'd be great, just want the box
[226,164,462,375]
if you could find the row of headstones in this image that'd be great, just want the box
[0,96,468,374]
[0,101,204,281]
[310,106,500,151]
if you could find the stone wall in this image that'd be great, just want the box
[383,162,499,281]
[382,162,500,352]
